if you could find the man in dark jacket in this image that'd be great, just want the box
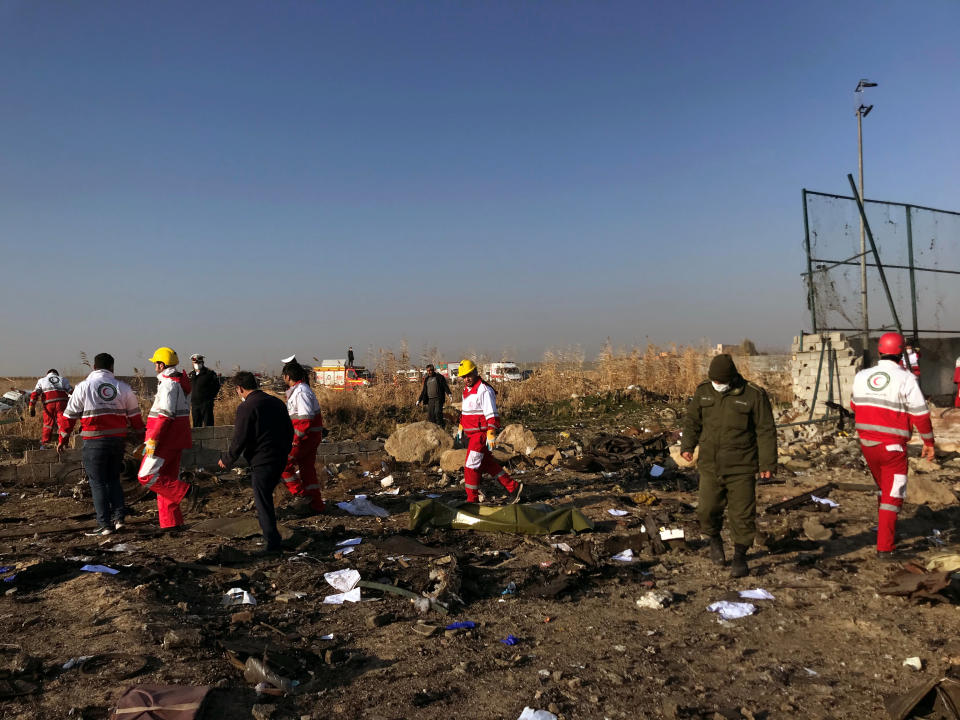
[218,372,293,553]
[417,365,452,426]
[681,354,776,578]
[189,353,221,427]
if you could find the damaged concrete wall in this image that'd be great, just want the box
[0,426,385,485]
[791,333,860,416]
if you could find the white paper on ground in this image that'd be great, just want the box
[608,509,629,517]
[550,543,573,553]
[810,495,839,508]
[335,537,362,547]
[323,587,361,604]
[221,588,257,606]
[324,568,361,592]
[378,487,401,495]
[650,464,665,477]
[380,475,394,487]
[739,588,775,601]
[336,547,356,556]
[659,527,684,541]
[707,601,756,620]
[337,495,390,518]
[611,549,634,562]
[518,708,558,720]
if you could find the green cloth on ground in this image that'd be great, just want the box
[409,499,594,535]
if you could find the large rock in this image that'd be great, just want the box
[909,456,941,474]
[529,445,558,460]
[384,422,453,465]
[440,449,468,473]
[496,424,538,455]
[909,475,958,506]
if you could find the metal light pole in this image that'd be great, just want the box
[855,79,876,363]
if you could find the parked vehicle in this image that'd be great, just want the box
[436,362,460,380]
[313,359,369,391]
[484,362,523,382]
[395,368,423,383]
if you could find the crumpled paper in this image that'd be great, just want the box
[738,588,775,601]
[707,601,756,620]
[323,587,361,604]
[337,495,389,518]
[324,568,361,592]
[221,588,257,606]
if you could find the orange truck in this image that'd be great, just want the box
[313,360,370,391]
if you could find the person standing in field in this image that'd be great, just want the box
[456,359,523,504]
[29,369,72,447]
[852,332,935,558]
[280,361,326,514]
[57,353,144,536]
[219,371,294,554]
[681,353,777,578]
[138,347,199,531]
[417,364,452,427]
[188,353,220,427]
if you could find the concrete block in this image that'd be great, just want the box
[361,440,385,452]
[200,438,230,452]
[0,463,19,483]
[337,442,360,454]
[57,450,83,464]
[16,464,51,481]
[24,449,60,464]
[213,425,235,439]
[191,427,216,442]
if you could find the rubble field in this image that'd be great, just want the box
[3,405,960,720]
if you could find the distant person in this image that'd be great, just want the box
[57,353,144,536]
[218,371,294,554]
[456,359,523,504]
[851,333,935,559]
[347,347,354,368]
[899,342,922,385]
[954,354,960,408]
[138,347,198,530]
[681,354,776,578]
[417,364,452,426]
[280,361,326,514]
[29,369,72,447]
[188,353,220,427]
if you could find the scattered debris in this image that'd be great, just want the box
[636,590,673,610]
[707,601,756,620]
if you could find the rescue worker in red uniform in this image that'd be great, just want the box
[29,369,72,446]
[58,353,144,535]
[954,355,960,408]
[851,332,935,558]
[137,347,198,529]
[456,359,523,504]
[280,361,326,513]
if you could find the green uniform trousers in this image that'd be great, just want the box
[696,469,757,546]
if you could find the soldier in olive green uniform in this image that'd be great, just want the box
[681,354,777,577]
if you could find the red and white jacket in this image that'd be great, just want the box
[899,350,921,378]
[850,359,933,447]
[286,382,323,447]
[59,369,144,442]
[29,372,72,411]
[146,368,192,450]
[953,356,960,386]
[460,378,501,435]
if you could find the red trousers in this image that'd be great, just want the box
[860,442,908,552]
[138,447,190,528]
[955,383,960,408]
[41,403,66,445]
[281,436,325,510]
[463,432,517,503]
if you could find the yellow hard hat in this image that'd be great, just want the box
[457,359,477,377]
[148,347,179,366]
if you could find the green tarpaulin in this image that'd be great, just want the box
[409,499,594,535]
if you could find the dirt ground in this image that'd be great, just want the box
[2,410,960,720]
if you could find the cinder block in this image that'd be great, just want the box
[24,449,60,463]
[213,425,235,439]
[56,450,83,463]
[361,440,385,452]
[338,442,359,454]
[191,427,216,442]
[200,438,230,451]
[0,463,18,483]
[16,464,51,481]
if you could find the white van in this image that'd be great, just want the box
[483,362,523,382]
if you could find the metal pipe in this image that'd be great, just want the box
[803,259,960,276]
[906,205,919,343]
[857,112,869,364]
[808,339,828,422]
[802,189,817,332]
[803,190,960,217]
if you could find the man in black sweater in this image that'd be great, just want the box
[417,364,453,427]
[218,371,293,553]
[189,353,221,427]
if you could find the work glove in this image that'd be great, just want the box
[143,438,157,458]
[29,407,35,417]
[486,429,497,452]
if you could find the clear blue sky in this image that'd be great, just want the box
[2,1,958,375]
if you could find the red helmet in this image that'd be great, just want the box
[878,332,904,356]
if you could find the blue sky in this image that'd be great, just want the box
[2,1,958,374]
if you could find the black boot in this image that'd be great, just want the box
[731,544,749,578]
[708,536,725,566]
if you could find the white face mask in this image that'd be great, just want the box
[193,363,201,371]
[711,381,731,392]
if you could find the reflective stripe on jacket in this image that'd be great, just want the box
[286,382,323,447]
[146,368,192,450]
[29,373,72,409]
[460,379,500,435]
[59,369,143,441]
[851,359,933,446]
